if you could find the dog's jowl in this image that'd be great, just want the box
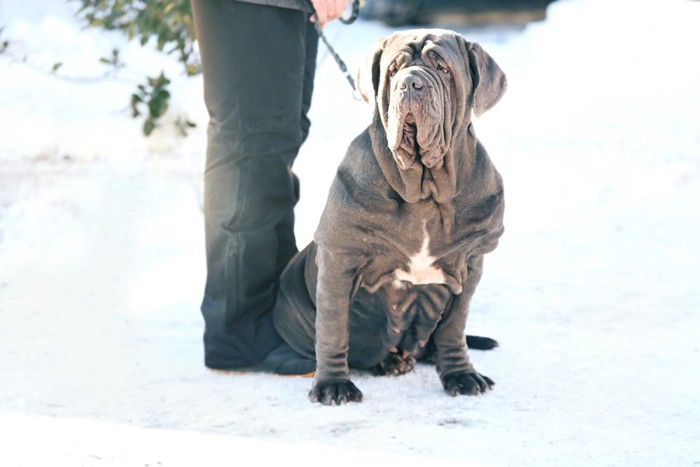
[273,29,507,405]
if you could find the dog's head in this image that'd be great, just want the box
[357,29,507,170]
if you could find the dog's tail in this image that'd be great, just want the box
[466,335,499,350]
[418,335,498,362]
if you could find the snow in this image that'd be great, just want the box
[1,0,699,465]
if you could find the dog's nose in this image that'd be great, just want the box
[400,75,425,92]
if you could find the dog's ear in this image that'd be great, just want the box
[464,41,507,117]
[355,37,387,113]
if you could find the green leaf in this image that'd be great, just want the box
[143,119,156,136]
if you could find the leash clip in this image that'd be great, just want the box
[340,0,361,25]
[307,0,360,94]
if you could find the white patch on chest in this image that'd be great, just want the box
[394,228,446,286]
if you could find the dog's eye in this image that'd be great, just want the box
[436,63,450,75]
[388,64,398,78]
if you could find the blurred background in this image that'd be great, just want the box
[361,0,558,26]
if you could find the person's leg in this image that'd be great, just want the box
[191,0,318,371]
[274,18,319,283]
[300,18,319,146]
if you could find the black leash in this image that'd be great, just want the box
[306,0,360,92]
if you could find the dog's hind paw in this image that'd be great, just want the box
[372,351,416,376]
[442,371,494,396]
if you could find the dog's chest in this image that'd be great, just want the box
[392,229,446,288]
[355,201,470,296]
[382,204,465,294]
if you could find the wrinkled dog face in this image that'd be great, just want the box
[357,29,507,170]
[383,36,458,169]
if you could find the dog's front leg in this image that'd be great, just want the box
[433,255,495,396]
[308,246,363,405]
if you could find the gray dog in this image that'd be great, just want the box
[272,29,507,405]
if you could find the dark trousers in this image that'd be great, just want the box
[191,0,319,369]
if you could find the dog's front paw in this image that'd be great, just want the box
[372,351,416,376]
[309,380,363,405]
[442,371,494,397]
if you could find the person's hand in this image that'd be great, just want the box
[310,0,352,27]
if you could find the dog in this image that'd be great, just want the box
[272,29,507,405]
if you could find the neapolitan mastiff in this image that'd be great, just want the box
[273,29,507,405]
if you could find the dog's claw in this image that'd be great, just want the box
[309,380,363,405]
[442,371,495,397]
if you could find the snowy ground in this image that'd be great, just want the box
[1,0,700,465]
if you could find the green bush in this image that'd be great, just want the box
[72,0,199,136]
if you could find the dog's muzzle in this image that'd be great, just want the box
[387,67,444,170]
